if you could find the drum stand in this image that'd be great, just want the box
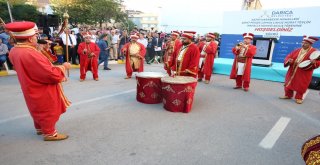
[153,56,160,64]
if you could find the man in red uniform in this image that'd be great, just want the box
[6,21,71,141]
[170,31,200,78]
[280,36,320,104]
[121,33,146,79]
[198,32,218,84]
[163,31,182,76]
[77,32,100,81]
[230,33,257,91]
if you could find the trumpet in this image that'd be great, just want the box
[235,42,248,50]
[237,42,244,46]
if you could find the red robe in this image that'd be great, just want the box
[121,42,146,77]
[284,47,320,94]
[9,44,70,135]
[163,39,182,75]
[230,44,257,82]
[171,43,200,78]
[77,42,100,79]
[198,41,218,80]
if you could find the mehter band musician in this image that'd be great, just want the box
[7,21,71,141]
[230,32,257,91]
[121,32,146,79]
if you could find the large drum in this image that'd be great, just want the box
[136,72,166,104]
[161,76,197,113]
[301,135,320,165]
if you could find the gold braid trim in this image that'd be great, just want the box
[58,83,71,108]
[306,151,320,165]
[302,136,320,159]
[177,44,190,76]
[286,47,312,87]
[15,44,38,51]
[185,69,197,75]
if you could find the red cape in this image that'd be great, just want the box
[9,44,70,134]
[230,44,256,82]
[198,41,218,80]
[121,42,146,77]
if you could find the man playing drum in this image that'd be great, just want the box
[280,36,320,104]
[170,31,200,78]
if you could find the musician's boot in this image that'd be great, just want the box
[44,133,69,141]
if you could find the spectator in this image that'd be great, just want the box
[60,30,77,64]
[146,32,154,64]
[53,42,64,65]
[0,28,9,45]
[98,34,111,70]
[0,38,9,71]
[151,33,164,63]
[110,30,120,60]
[119,30,130,60]
[137,33,148,48]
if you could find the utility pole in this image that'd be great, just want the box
[6,1,13,22]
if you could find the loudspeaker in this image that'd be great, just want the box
[47,14,59,27]
[37,14,47,27]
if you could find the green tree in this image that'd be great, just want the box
[50,0,126,27]
[0,1,39,23]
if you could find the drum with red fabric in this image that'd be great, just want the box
[301,135,320,165]
[299,60,313,70]
[136,72,166,104]
[161,76,197,113]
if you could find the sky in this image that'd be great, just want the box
[124,0,320,34]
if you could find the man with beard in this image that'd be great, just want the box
[77,32,100,81]
[6,21,71,141]
[163,31,182,76]
[197,33,218,84]
[170,31,200,78]
[230,33,256,92]
[121,33,146,79]
[280,36,320,104]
